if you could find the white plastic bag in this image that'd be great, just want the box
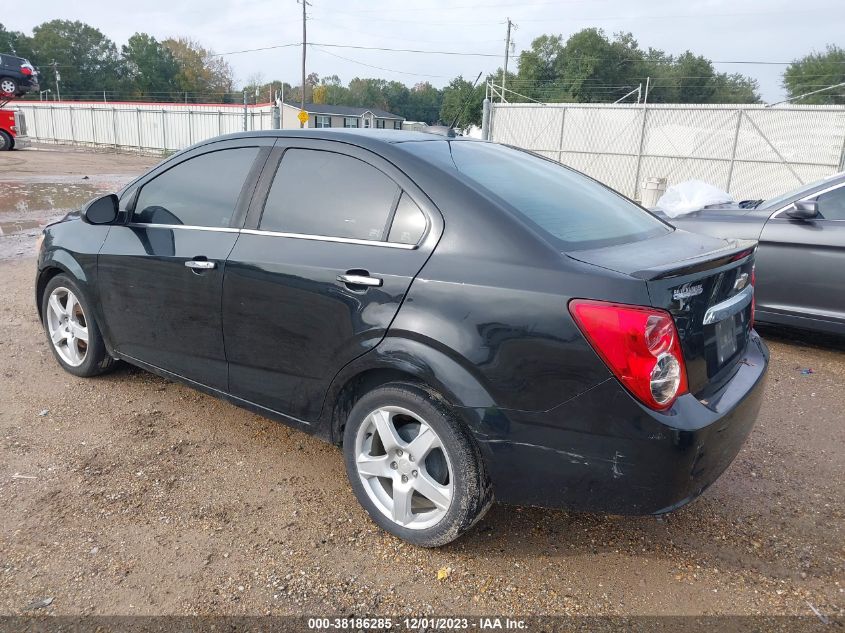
[654,180,734,218]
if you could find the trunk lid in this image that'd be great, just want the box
[568,229,757,397]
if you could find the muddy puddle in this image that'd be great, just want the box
[0,176,133,260]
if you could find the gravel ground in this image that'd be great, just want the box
[0,146,843,618]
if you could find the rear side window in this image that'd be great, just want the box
[388,193,427,244]
[260,149,399,241]
[134,148,259,228]
[445,142,670,250]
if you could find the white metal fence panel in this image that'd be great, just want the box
[490,103,845,201]
[15,102,277,154]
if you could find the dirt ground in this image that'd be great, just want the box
[0,146,843,618]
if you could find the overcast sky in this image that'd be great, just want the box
[7,0,844,103]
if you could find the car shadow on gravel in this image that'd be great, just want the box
[757,324,845,352]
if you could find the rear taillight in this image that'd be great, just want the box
[20,66,33,76]
[569,299,689,410]
[750,265,756,330]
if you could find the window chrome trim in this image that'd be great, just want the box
[127,223,240,233]
[771,181,845,219]
[239,228,418,249]
[125,223,422,248]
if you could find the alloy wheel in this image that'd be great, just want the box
[0,79,15,94]
[46,287,89,367]
[354,406,453,530]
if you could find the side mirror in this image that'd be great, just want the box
[82,194,119,225]
[785,200,819,220]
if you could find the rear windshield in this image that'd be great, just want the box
[415,140,670,251]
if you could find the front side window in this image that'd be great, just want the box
[260,149,399,241]
[344,117,359,128]
[816,186,845,220]
[133,148,259,228]
[315,115,331,128]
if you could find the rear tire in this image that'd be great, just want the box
[41,274,116,377]
[343,382,492,547]
[0,131,11,151]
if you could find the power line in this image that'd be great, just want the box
[210,43,299,57]
[309,43,503,57]
[312,46,449,78]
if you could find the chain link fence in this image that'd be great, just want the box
[489,102,845,200]
[15,102,275,154]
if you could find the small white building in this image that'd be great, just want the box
[280,102,404,130]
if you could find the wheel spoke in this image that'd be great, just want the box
[413,472,451,511]
[65,292,78,317]
[391,482,414,525]
[49,294,65,318]
[371,409,403,453]
[70,322,88,342]
[50,328,66,344]
[65,340,82,365]
[407,424,441,461]
[357,454,392,479]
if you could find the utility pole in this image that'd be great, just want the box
[299,0,310,127]
[502,18,515,103]
[51,60,61,101]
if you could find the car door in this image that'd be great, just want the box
[756,181,845,331]
[222,140,442,422]
[97,139,272,389]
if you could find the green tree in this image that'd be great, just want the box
[0,23,33,59]
[28,20,123,99]
[517,34,565,85]
[783,45,845,105]
[383,80,410,116]
[712,73,760,104]
[347,78,389,109]
[439,75,484,128]
[403,82,443,123]
[558,29,645,103]
[122,33,179,100]
[162,37,233,102]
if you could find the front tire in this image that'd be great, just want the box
[0,77,17,96]
[0,131,11,151]
[42,274,116,377]
[343,382,492,547]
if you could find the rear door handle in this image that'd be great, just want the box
[337,273,382,287]
[185,260,216,270]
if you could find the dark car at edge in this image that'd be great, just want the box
[35,130,769,546]
[0,53,38,97]
[661,172,845,336]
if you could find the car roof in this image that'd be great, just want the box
[198,128,478,150]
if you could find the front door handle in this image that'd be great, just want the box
[185,260,216,270]
[337,273,382,287]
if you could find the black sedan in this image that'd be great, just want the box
[664,172,845,335]
[36,130,768,546]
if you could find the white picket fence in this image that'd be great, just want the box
[489,102,845,200]
[16,101,276,154]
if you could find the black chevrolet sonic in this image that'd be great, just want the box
[36,130,768,546]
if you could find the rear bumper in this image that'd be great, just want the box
[470,331,769,514]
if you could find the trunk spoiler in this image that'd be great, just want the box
[567,231,757,281]
[630,240,757,281]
